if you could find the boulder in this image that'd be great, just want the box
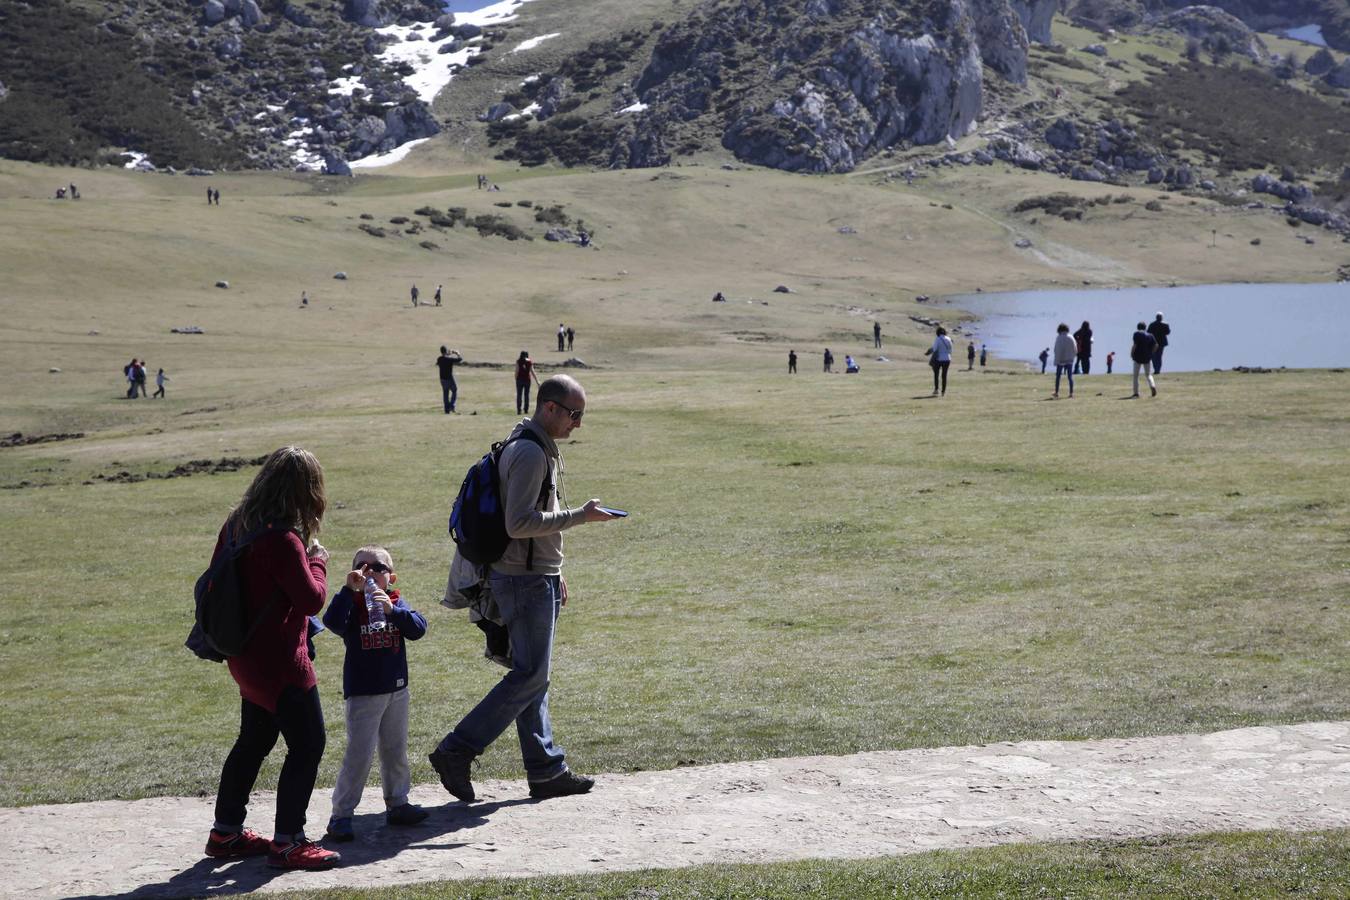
[215,281,229,289]
[1326,59,1350,89]
[434,13,456,31]
[480,102,516,122]
[967,0,1029,83]
[214,35,243,59]
[535,77,572,120]
[773,285,792,293]
[1304,47,1335,76]
[545,227,577,242]
[281,2,315,27]
[333,272,348,280]
[323,152,353,176]
[1251,172,1312,202]
[451,23,483,39]
[1044,118,1081,151]
[1070,165,1105,182]
[203,0,226,25]
[240,0,264,28]
[1150,6,1268,61]
[1083,43,1107,56]
[345,0,392,28]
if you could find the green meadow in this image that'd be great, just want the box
[1,148,1346,892]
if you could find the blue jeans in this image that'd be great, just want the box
[1055,364,1074,395]
[441,573,565,781]
[440,377,457,413]
[516,382,531,414]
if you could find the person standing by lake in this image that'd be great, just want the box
[788,349,797,374]
[204,446,340,871]
[967,341,976,370]
[1106,351,1115,374]
[979,344,988,368]
[435,346,463,414]
[1052,323,1076,399]
[429,375,620,803]
[1147,312,1170,374]
[1074,321,1093,375]
[928,326,953,396]
[873,322,882,349]
[1038,347,1050,374]
[515,350,539,414]
[1131,322,1158,398]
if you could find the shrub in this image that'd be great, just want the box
[358,224,387,237]
[1013,193,1087,216]
[494,201,513,207]
[414,206,439,216]
[516,200,534,207]
[390,216,409,224]
[419,240,440,250]
[1145,200,1163,211]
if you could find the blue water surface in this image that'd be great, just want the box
[1282,24,1327,46]
[944,282,1350,371]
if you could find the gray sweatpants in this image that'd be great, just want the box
[330,687,411,819]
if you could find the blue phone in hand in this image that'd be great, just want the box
[598,506,628,517]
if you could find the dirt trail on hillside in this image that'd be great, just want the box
[6,722,1348,898]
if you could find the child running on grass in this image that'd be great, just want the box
[323,546,429,841]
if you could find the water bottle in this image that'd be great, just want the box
[364,576,386,631]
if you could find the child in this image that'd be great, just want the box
[323,546,429,841]
[153,368,169,398]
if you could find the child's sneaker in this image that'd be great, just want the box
[205,828,270,858]
[386,803,429,826]
[324,817,354,842]
[267,838,341,870]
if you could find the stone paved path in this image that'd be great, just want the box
[6,722,1349,898]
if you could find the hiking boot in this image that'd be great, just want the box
[267,838,341,870]
[529,769,594,800]
[324,817,354,842]
[1150,385,1157,397]
[429,745,476,802]
[205,828,270,859]
[386,803,429,826]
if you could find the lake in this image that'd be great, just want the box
[943,282,1350,371]
[1282,24,1328,47]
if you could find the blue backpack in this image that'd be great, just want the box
[450,429,550,568]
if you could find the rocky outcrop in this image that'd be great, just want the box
[968,0,1030,82]
[1151,6,1269,60]
[345,0,393,28]
[1303,47,1335,76]
[346,100,441,157]
[1009,0,1056,42]
[1251,172,1312,202]
[625,0,993,173]
[1325,59,1350,88]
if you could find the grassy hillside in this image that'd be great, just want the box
[1,154,1347,811]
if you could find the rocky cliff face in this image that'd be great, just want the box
[1065,0,1350,50]
[613,0,1024,173]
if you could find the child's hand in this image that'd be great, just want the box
[346,570,366,592]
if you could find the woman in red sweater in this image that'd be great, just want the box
[204,446,341,870]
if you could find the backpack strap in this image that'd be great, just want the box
[496,429,554,572]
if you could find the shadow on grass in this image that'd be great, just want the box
[67,799,531,899]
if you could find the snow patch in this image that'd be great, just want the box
[348,137,432,169]
[512,32,560,53]
[619,101,648,114]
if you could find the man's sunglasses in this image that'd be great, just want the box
[551,401,584,422]
[359,561,391,574]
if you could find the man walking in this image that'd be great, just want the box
[435,346,462,413]
[1147,312,1170,374]
[434,285,443,307]
[411,285,420,307]
[788,349,797,374]
[873,322,882,349]
[1130,321,1158,398]
[430,375,618,801]
[557,323,566,352]
[967,341,976,370]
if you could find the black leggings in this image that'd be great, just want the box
[932,360,950,393]
[214,685,325,836]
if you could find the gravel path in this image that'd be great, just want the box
[7,722,1349,898]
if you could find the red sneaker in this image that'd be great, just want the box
[205,828,270,859]
[267,838,341,870]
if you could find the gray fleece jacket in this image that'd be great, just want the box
[492,418,585,576]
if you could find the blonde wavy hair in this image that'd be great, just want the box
[228,446,326,544]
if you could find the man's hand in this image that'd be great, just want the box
[560,575,568,607]
[581,499,617,523]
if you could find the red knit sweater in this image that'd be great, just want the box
[213,524,328,713]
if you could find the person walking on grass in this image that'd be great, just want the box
[1131,322,1158,398]
[557,323,566,353]
[204,447,341,871]
[1052,323,1076,399]
[788,349,797,374]
[566,326,574,351]
[410,285,419,307]
[928,326,953,396]
[823,348,834,373]
[154,368,169,398]
[873,321,882,349]
[434,285,442,307]
[435,346,463,414]
[514,350,539,414]
[430,375,620,803]
[967,341,976,370]
[323,545,429,843]
[1147,312,1170,374]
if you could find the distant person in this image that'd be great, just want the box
[515,350,539,414]
[566,327,574,351]
[1130,322,1158,398]
[133,360,148,398]
[410,285,419,307]
[322,545,429,843]
[213,188,221,205]
[788,349,797,374]
[967,341,976,370]
[204,447,341,871]
[154,368,169,399]
[979,344,988,367]
[69,183,79,200]
[1106,351,1115,374]
[712,291,726,302]
[928,326,953,396]
[823,348,834,373]
[1038,347,1050,374]
[1147,312,1170,374]
[207,186,213,205]
[430,376,619,804]
[1074,321,1093,375]
[556,323,565,352]
[124,358,138,398]
[845,354,860,374]
[434,285,442,307]
[1052,323,1076,399]
[435,346,463,414]
[873,322,882,349]
[55,187,67,199]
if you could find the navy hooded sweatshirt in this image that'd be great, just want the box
[322,587,428,698]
